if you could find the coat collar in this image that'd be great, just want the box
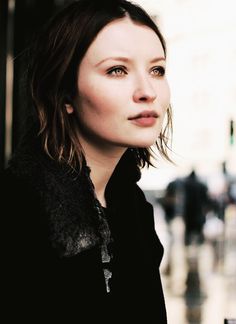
[8,125,141,257]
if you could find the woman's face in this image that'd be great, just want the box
[73,17,170,152]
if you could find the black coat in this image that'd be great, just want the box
[1,131,167,323]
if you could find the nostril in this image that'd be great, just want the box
[133,88,157,103]
[139,97,148,101]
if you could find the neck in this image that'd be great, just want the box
[81,141,126,208]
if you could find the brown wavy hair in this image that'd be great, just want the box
[28,0,173,169]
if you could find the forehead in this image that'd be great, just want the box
[84,17,165,63]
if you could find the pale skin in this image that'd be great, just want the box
[66,16,170,207]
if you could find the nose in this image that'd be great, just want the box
[133,75,157,103]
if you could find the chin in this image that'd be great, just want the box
[129,138,158,148]
[144,135,160,146]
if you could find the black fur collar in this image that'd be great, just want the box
[8,128,141,257]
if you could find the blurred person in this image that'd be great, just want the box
[228,179,236,204]
[158,177,184,274]
[182,169,210,246]
[216,161,232,221]
[214,161,236,221]
[223,161,236,206]
[178,170,211,321]
[1,0,173,323]
[161,177,184,223]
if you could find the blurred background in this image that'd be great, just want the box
[1,0,236,323]
[136,1,236,324]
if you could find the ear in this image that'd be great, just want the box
[65,104,74,114]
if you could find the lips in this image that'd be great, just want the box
[128,110,159,127]
[128,110,158,120]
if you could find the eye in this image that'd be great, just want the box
[151,66,165,77]
[107,66,127,77]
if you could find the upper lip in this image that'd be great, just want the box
[128,110,159,120]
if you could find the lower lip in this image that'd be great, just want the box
[131,117,157,127]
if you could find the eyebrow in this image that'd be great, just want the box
[95,56,166,67]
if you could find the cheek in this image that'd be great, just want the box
[78,78,115,114]
[84,86,127,122]
[77,88,118,126]
[78,84,101,115]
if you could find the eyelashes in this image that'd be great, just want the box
[107,66,127,76]
[106,65,166,77]
[151,66,165,77]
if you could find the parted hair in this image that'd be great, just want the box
[28,0,173,169]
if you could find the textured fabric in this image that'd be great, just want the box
[6,134,112,257]
[1,124,167,323]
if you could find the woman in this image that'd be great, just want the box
[2,0,172,322]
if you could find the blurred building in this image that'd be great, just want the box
[0,0,73,170]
